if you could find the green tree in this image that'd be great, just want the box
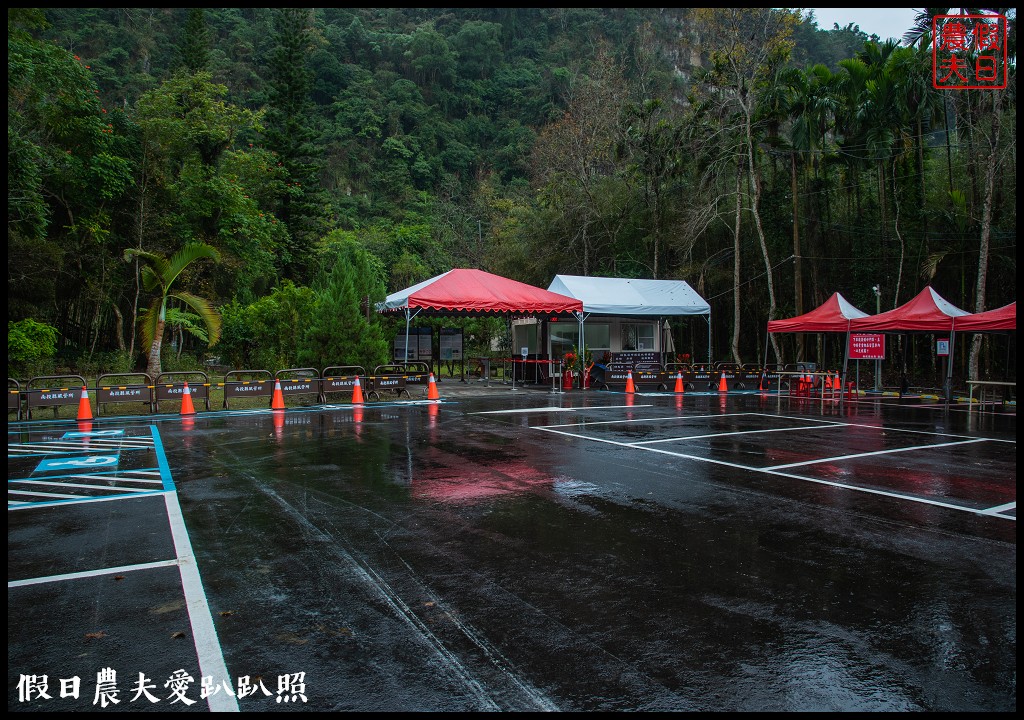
[179,9,210,74]
[299,234,388,371]
[134,72,284,303]
[125,242,222,379]
[217,281,316,369]
[692,7,801,363]
[8,9,136,345]
[8,318,59,375]
[264,8,328,278]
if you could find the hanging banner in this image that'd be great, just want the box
[849,333,885,360]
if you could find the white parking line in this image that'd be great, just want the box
[533,422,1014,521]
[543,411,756,428]
[8,479,151,492]
[631,424,844,445]
[164,491,238,712]
[474,404,653,415]
[982,501,1016,515]
[8,559,179,588]
[750,412,1017,443]
[764,438,987,469]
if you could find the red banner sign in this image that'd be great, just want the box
[849,333,885,360]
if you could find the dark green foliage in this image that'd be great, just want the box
[179,9,210,73]
[218,281,316,370]
[263,8,329,279]
[298,234,389,371]
[8,319,59,368]
[7,8,1017,382]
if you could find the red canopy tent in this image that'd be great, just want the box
[956,302,1016,332]
[379,268,583,316]
[847,286,969,333]
[845,287,971,400]
[378,268,583,370]
[767,292,869,333]
[765,293,871,385]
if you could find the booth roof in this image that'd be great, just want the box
[546,275,710,316]
[848,287,969,333]
[956,301,1016,332]
[378,268,583,315]
[767,292,869,333]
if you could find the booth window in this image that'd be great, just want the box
[550,323,610,362]
[622,323,655,351]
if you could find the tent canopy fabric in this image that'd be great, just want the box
[957,302,1016,332]
[848,287,969,333]
[378,268,583,316]
[767,292,869,333]
[546,275,710,316]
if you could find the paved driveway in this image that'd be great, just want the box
[8,389,1016,711]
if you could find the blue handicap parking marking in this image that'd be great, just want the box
[62,429,125,439]
[35,455,119,472]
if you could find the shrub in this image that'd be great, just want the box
[8,318,59,377]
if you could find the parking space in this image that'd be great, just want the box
[8,422,237,712]
[530,408,1016,521]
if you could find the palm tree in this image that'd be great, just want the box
[125,242,222,379]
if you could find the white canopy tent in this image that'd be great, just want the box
[546,275,712,362]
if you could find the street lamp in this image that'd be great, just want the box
[872,284,881,391]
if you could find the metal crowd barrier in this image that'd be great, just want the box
[321,366,366,402]
[221,370,274,408]
[96,373,154,415]
[368,364,412,400]
[154,372,211,413]
[24,374,88,419]
[274,368,321,405]
[9,378,22,421]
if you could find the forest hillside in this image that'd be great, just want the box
[7,8,1016,382]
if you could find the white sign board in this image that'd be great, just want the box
[440,328,462,361]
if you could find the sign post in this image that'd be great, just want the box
[850,333,885,391]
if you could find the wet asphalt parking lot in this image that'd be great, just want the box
[7,387,1016,711]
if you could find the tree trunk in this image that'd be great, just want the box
[112,304,126,352]
[891,158,905,309]
[745,113,781,363]
[146,319,165,380]
[731,155,743,364]
[791,151,803,361]
[969,90,1003,380]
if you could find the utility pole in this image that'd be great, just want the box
[872,284,882,391]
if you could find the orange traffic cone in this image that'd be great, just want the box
[353,404,364,439]
[351,375,365,404]
[77,386,93,421]
[624,371,636,394]
[180,381,196,416]
[273,407,284,440]
[272,378,286,410]
[718,373,728,392]
[674,372,684,394]
[427,373,440,401]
